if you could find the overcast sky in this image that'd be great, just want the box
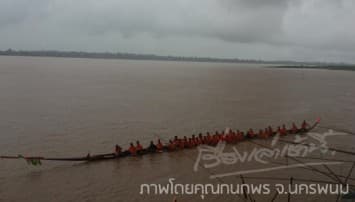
[0,0,354,63]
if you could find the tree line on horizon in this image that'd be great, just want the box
[1,49,353,69]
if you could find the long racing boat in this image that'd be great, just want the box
[0,119,320,164]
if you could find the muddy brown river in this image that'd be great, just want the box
[0,56,354,201]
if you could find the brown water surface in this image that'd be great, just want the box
[0,56,354,201]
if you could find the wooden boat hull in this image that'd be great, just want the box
[1,120,320,163]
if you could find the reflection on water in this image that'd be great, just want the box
[0,56,354,201]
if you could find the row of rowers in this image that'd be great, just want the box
[115,120,310,156]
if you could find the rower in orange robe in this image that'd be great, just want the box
[213,130,219,139]
[191,135,198,146]
[187,138,194,148]
[178,139,185,149]
[291,122,298,134]
[280,124,287,136]
[195,136,202,145]
[301,120,309,130]
[128,143,137,155]
[212,135,219,145]
[207,133,212,145]
[225,133,232,143]
[219,131,225,142]
[268,126,274,136]
[229,130,235,143]
[192,138,198,147]
[198,133,204,144]
[136,141,143,154]
[183,136,188,148]
[166,140,175,151]
[247,128,255,138]
[258,129,265,138]
[264,128,270,138]
[230,131,237,143]
[235,130,242,141]
[203,136,208,145]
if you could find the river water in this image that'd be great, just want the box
[0,56,354,201]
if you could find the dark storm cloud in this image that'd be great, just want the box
[0,0,354,63]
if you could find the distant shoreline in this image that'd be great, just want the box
[268,65,355,72]
[1,49,354,71]
[0,49,294,64]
